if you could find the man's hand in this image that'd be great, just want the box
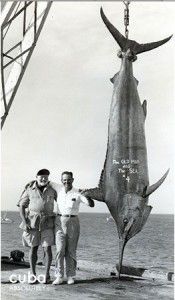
[23,221,31,232]
[19,205,31,231]
[79,190,95,207]
[87,197,95,207]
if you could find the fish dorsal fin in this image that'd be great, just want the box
[142,100,147,118]
[143,169,169,198]
[81,188,104,202]
[98,140,109,189]
[80,168,105,202]
[84,138,108,202]
[98,168,105,189]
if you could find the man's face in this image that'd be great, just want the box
[36,175,49,187]
[61,174,74,192]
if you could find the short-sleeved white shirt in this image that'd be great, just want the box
[50,183,89,215]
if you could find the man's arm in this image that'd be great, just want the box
[17,188,31,231]
[79,194,95,207]
[19,205,31,231]
[87,198,95,207]
[17,181,35,207]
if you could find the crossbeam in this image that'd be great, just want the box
[1,1,52,129]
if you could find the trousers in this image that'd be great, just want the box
[55,215,80,277]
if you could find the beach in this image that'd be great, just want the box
[1,212,174,299]
[1,259,174,300]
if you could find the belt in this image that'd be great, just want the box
[58,214,77,218]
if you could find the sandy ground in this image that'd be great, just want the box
[1,260,174,300]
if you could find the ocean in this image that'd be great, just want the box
[1,212,174,274]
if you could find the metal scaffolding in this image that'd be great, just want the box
[1,1,52,129]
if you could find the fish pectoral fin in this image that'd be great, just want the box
[127,205,152,239]
[142,100,147,118]
[141,205,152,227]
[80,188,104,202]
[143,169,169,198]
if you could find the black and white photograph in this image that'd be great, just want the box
[1,1,174,299]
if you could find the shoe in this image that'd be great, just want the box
[52,276,64,285]
[67,277,75,285]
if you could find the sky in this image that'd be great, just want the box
[1,1,175,214]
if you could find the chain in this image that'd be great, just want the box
[122,0,130,39]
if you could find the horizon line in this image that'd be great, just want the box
[0,210,174,215]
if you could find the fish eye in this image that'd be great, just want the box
[123,218,128,224]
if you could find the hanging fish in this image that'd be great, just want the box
[82,7,172,278]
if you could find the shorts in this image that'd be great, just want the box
[22,228,55,248]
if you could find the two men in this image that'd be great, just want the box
[18,169,94,284]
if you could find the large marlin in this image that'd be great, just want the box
[82,8,172,278]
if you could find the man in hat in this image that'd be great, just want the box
[52,171,94,285]
[18,169,57,283]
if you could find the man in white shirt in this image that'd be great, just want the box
[52,171,94,285]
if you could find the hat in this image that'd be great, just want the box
[36,169,50,176]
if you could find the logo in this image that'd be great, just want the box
[9,271,46,284]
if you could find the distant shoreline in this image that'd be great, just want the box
[0,210,174,216]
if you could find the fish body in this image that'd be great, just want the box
[104,54,148,216]
[82,8,172,277]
